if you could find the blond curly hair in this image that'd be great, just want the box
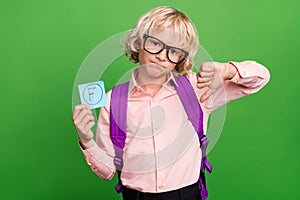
[122,6,199,73]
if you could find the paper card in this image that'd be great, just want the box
[78,80,107,109]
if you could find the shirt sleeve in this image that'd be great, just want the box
[78,91,116,180]
[187,60,270,112]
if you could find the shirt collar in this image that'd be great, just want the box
[128,68,179,97]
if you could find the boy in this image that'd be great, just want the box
[72,6,270,200]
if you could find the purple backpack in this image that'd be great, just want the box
[110,75,212,200]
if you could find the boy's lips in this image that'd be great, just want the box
[150,62,166,69]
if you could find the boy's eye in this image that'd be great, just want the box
[170,48,179,55]
[152,41,161,47]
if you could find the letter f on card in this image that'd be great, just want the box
[78,81,107,109]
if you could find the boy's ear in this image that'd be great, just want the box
[134,38,141,48]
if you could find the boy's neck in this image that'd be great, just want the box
[135,68,169,97]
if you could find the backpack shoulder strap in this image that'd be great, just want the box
[174,75,204,137]
[110,81,129,193]
[175,75,212,200]
[110,81,129,152]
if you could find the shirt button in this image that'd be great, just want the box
[159,185,164,190]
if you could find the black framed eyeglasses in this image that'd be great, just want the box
[143,34,189,64]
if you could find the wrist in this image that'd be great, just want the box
[79,139,94,149]
[224,62,237,80]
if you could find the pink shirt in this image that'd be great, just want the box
[80,60,270,193]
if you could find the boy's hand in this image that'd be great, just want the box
[197,62,237,103]
[72,104,95,148]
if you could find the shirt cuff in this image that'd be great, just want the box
[79,140,116,180]
[79,139,95,150]
[229,61,266,78]
[78,140,97,165]
[228,61,264,84]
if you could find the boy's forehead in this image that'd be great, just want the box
[148,28,186,47]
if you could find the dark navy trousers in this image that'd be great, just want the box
[122,182,201,200]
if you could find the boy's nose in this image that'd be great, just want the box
[155,49,167,61]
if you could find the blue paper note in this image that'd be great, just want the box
[78,81,107,109]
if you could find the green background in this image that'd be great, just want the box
[1,0,299,199]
